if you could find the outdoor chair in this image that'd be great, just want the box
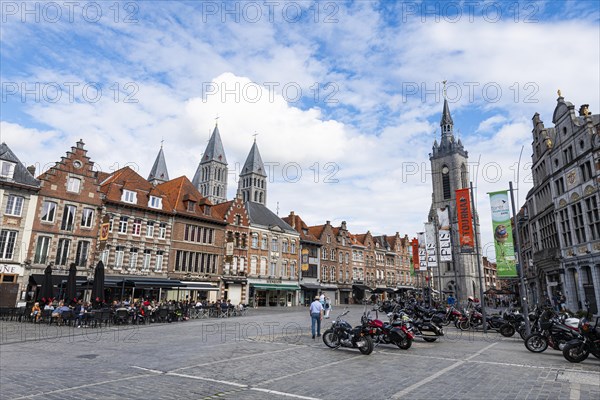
[60,311,75,326]
[114,309,130,325]
[40,309,53,324]
[156,308,169,323]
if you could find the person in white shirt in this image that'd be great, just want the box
[309,296,323,339]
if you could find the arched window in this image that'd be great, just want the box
[442,165,451,199]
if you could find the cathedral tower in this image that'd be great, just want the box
[238,139,267,205]
[192,123,228,204]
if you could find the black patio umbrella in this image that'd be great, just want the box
[38,264,54,305]
[65,263,78,305]
[91,261,105,308]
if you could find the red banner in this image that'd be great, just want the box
[411,238,420,271]
[456,188,475,252]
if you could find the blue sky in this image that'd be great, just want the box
[2,0,599,259]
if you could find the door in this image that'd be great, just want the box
[228,285,242,305]
[0,283,19,307]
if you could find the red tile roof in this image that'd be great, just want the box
[156,176,223,223]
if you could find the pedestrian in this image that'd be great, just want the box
[309,295,323,339]
[324,296,332,319]
[319,292,325,307]
[447,294,455,308]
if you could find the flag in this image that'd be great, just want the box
[489,190,517,278]
[417,232,427,271]
[411,238,420,272]
[424,223,437,268]
[437,207,452,262]
[456,188,475,252]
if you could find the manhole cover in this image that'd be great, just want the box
[556,370,600,386]
[77,354,99,359]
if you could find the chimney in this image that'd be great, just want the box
[27,165,36,176]
[289,211,296,228]
[76,139,85,149]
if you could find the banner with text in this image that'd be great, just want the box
[424,223,437,268]
[456,188,475,253]
[411,238,420,272]
[489,190,517,278]
[436,207,452,262]
[417,232,427,271]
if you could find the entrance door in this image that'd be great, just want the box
[0,283,19,307]
[583,285,598,314]
[228,285,242,304]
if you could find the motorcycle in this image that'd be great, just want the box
[457,307,516,337]
[524,311,579,353]
[436,306,463,327]
[562,317,600,363]
[363,309,414,350]
[393,310,443,342]
[323,310,375,355]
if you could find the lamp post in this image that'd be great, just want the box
[509,181,531,336]
[470,181,487,333]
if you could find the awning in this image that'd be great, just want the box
[29,274,68,287]
[338,288,353,292]
[180,281,220,291]
[373,287,395,294]
[251,283,300,290]
[396,286,415,291]
[352,284,372,292]
[300,283,321,290]
[125,277,185,289]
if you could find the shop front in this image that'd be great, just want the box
[300,283,321,306]
[338,286,352,305]
[221,277,248,305]
[249,281,300,307]
[352,284,371,303]
[179,281,220,302]
[320,284,338,306]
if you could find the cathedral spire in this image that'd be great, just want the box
[148,145,169,186]
[238,140,267,205]
[193,123,228,204]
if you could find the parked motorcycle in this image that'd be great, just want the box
[524,311,579,353]
[562,317,600,363]
[436,306,463,327]
[457,307,516,337]
[363,310,414,350]
[323,310,374,355]
[393,310,443,342]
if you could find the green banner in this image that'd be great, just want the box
[489,190,517,278]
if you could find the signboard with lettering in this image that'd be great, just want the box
[425,223,437,268]
[0,264,25,276]
[301,249,309,271]
[456,188,474,253]
[437,207,452,262]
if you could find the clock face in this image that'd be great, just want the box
[442,166,449,174]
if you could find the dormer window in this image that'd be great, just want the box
[186,201,195,212]
[67,177,81,193]
[204,205,211,215]
[122,190,137,203]
[0,161,16,180]
[149,196,162,209]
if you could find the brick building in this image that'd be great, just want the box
[0,143,40,306]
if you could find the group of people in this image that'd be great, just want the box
[31,300,93,327]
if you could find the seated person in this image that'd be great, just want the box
[52,302,71,323]
[31,302,42,322]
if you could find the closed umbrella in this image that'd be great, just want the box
[38,264,54,305]
[91,261,105,308]
[65,263,78,305]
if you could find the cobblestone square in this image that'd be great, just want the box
[1,307,599,399]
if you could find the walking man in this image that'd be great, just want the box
[310,295,323,339]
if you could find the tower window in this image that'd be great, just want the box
[442,165,451,200]
[461,164,468,189]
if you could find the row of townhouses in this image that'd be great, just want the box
[0,126,416,308]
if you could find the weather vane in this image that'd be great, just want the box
[252,131,259,142]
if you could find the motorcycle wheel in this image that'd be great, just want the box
[499,323,515,337]
[458,320,470,331]
[423,337,437,342]
[440,318,451,327]
[518,328,528,341]
[322,329,340,349]
[396,337,412,350]
[357,335,374,355]
[562,342,589,363]
[524,333,548,353]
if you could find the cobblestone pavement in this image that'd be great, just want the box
[1,306,599,399]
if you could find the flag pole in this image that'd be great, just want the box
[470,181,487,333]
[509,181,531,336]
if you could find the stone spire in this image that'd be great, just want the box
[238,139,267,205]
[148,144,169,186]
[193,123,228,204]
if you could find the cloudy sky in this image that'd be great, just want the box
[2,0,599,260]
